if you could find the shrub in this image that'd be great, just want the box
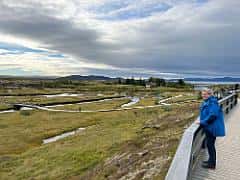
[20,110,32,116]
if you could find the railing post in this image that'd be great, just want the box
[235,94,238,105]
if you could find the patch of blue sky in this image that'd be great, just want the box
[0,42,66,59]
[88,0,132,14]
[0,68,40,76]
[0,42,47,54]
[0,51,23,56]
[196,0,208,3]
[48,54,65,58]
[97,2,172,21]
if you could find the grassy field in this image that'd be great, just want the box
[0,87,75,96]
[0,84,196,111]
[43,92,199,111]
[133,97,159,106]
[0,102,199,180]
[0,104,12,111]
[0,93,125,111]
[52,98,131,111]
[164,93,200,104]
[51,97,160,111]
[0,81,202,179]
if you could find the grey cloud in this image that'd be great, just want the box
[0,0,240,77]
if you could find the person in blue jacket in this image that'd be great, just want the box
[196,88,225,169]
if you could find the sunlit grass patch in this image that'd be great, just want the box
[0,101,200,179]
[51,98,130,111]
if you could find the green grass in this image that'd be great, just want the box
[0,104,11,111]
[0,83,201,179]
[0,87,75,96]
[0,101,199,179]
[0,94,122,110]
[0,110,97,155]
[0,108,155,179]
[164,93,199,104]
[1,95,100,105]
[51,98,130,111]
[133,97,158,106]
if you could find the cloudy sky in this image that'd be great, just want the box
[0,0,239,78]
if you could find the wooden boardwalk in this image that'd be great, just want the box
[192,101,240,180]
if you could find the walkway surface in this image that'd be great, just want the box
[192,101,240,180]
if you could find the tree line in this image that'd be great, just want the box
[117,77,189,88]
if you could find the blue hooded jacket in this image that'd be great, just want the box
[200,96,225,137]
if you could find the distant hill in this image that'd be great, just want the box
[184,77,240,82]
[57,75,121,81]
[1,75,239,83]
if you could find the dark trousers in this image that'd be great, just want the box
[204,130,216,166]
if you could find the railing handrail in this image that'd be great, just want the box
[165,92,238,180]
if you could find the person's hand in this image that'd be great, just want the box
[195,118,200,124]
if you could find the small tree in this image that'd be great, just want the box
[117,78,122,84]
[178,79,185,86]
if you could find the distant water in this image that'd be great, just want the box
[187,81,240,91]
[121,97,140,107]
[0,110,15,114]
[186,81,240,85]
[43,93,83,98]
[43,128,85,144]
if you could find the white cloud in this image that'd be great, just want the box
[0,0,239,77]
[0,51,120,76]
